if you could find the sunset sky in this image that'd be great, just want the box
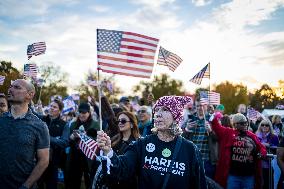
[1,0,284,95]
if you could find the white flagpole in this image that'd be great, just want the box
[208,62,211,92]
[97,28,103,131]
[97,68,103,131]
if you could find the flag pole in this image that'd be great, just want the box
[208,62,211,92]
[97,28,103,131]
[97,68,103,131]
[37,86,42,104]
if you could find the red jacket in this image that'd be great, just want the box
[211,117,267,189]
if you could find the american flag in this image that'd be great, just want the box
[97,29,159,78]
[24,64,38,78]
[199,91,220,105]
[0,75,5,85]
[189,63,210,85]
[27,42,46,59]
[157,46,182,72]
[247,107,258,121]
[87,76,98,87]
[34,78,45,87]
[209,91,220,105]
[71,94,80,101]
[79,133,98,160]
[200,91,209,105]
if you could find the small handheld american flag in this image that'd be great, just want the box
[247,107,259,121]
[0,75,5,85]
[78,126,99,160]
[27,42,46,59]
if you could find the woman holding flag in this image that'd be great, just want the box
[96,96,207,189]
[93,111,140,188]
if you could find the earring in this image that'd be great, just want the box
[130,123,133,128]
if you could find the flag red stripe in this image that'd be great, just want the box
[122,38,158,48]
[98,55,154,66]
[120,45,156,53]
[98,62,152,73]
[124,31,159,42]
[98,68,150,78]
[118,52,154,59]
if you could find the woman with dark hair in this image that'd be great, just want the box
[96,96,207,189]
[220,114,233,128]
[112,111,140,153]
[93,111,140,188]
[68,102,100,189]
[38,99,69,189]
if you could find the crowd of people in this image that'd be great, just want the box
[1,79,284,189]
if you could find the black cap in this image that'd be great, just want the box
[119,96,129,103]
[78,102,90,113]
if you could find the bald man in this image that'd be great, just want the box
[0,79,50,189]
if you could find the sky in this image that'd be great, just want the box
[1,0,284,95]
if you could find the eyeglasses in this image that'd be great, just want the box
[138,109,147,114]
[261,124,270,127]
[116,119,131,124]
[236,122,248,126]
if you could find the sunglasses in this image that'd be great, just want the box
[138,109,147,114]
[236,122,248,126]
[116,119,131,124]
[261,124,270,127]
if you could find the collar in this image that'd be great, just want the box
[6,108,33,120]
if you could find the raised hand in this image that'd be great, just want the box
[97,131,112,155]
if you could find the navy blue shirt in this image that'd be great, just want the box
[0,109,50,189]
[109,134,208,189]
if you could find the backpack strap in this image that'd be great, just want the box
[161,136,182,189]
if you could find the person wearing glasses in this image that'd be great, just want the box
[138,106,153,137]
[96,96,207,189]
[256,119,279,189]
[68,102,100,189]
[93,111,140,188]
[210,113,267,189]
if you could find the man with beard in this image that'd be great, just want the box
[0,79,50,189]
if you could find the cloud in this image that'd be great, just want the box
[0,45,19,53]
[88,5,110,13]
[0,0,80,17]
[192,0,212,7]
[213,0,284,31]
[122,7,183,32]
[129,0,175,7]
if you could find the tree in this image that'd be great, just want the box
[250,84,280,111]
[76,72,121,103]
[275,80,284,104]
[0,61,21,94]
[35,64,68,105]
[214,81,249,114]
[133,74,185,104]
